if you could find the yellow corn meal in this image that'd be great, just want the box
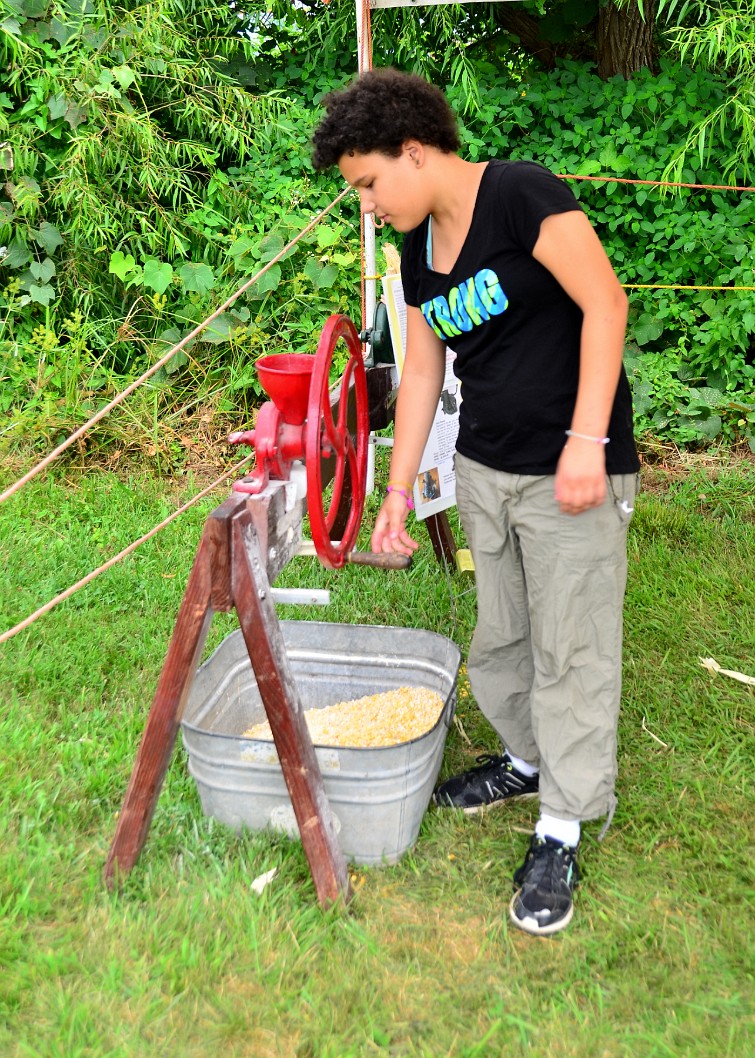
[243,686,445,748]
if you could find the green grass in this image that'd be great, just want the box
[0,452,753,1057]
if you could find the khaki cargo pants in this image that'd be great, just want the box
[454,451,638,823]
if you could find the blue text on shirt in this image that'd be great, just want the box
[420,268,508,340]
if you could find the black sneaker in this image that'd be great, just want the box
[432,753,539,813]
[509,834,580,936]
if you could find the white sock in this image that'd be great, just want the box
[536,814,581,847]
[504,747,539,778]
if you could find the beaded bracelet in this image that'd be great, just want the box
[386,484,415,509]
[565,429,610,445]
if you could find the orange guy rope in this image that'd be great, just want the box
[348,275,755,292]
[0,453,254,645]
[559,174,755,192]
[623,284,755,291]
[0,187,351,507]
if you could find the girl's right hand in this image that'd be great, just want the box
[370,492,420,556]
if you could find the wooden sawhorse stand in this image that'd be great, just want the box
[104,484,351,907]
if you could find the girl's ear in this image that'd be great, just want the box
[403,140,424,167]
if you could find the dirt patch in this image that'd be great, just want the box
[637,438,755,496]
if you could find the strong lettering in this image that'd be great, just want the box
[474,268,508,316]
[421,268,508,340]
[431,296,462,338]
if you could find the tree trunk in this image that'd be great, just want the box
[596,0,658,79]
[493,1,658,80]
[492,9,557,70]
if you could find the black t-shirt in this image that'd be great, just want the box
[401,159,639,475]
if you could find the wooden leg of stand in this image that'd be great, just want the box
[426,511,456,566]
[231,511,351,908]
[104,536,214,890]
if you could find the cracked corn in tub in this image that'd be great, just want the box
[243,687,445,748]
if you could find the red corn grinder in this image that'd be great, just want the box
[228,315,369,569]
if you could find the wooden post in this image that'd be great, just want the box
[104,531,216,889]
[104,489,351,907]
[232,505,350,906]
[425,511,457,566]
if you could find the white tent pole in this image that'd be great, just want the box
[356,1,515,498]
[356,0,377,342]
[357,0,378,496]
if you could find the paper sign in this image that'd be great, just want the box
[382,272,461,521]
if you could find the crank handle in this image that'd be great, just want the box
[296,541,411,570]
[346,551,412,570]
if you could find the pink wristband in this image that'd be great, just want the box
[386,485,415,510]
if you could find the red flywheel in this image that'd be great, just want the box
[305,315,369,569]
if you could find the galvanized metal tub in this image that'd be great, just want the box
[181,620,460,866]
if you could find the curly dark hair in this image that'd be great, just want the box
[311,68,460,170]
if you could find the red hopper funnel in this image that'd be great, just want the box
[255,353,315,426]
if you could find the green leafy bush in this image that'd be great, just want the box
[445,59,755,449]
[0,0,361,453]
[1,0,753,455]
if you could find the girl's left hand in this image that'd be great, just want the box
[554,439,607,515]
[370,492,420,555]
